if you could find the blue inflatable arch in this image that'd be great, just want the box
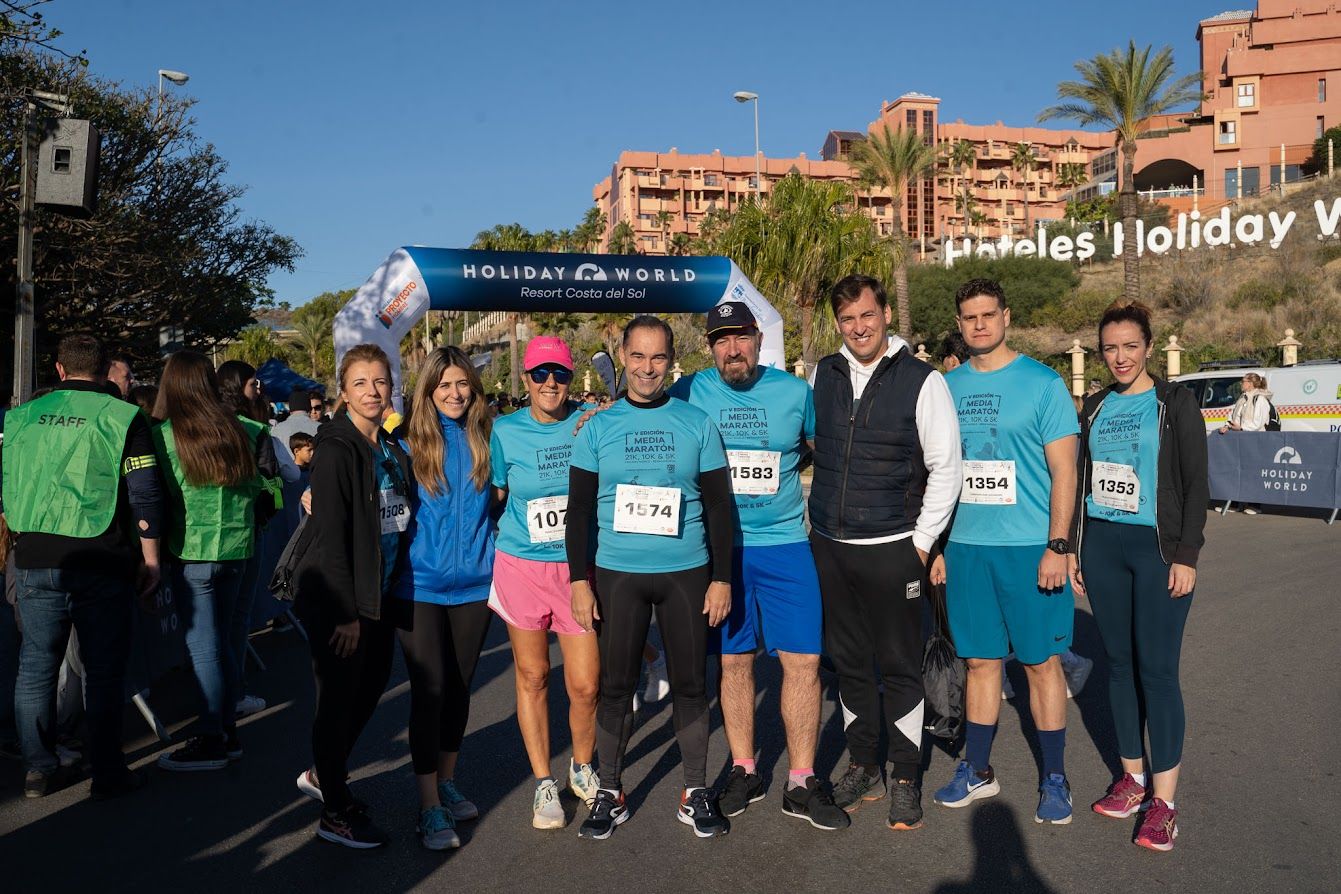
[334,248,786,401]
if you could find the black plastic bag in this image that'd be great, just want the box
[923,581,965,742]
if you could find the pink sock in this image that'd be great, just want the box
[733,758,757,775]
[788,768,814,789]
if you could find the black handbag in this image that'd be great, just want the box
[268,515,314,602]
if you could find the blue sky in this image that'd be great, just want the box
[58,0,1212,306]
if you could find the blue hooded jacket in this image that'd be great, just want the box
[394,412,495,605]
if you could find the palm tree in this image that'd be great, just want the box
[288,312,332,379]
[1040,41,1202,300]
[847,124,938,339]
[668,232,692,256]
[575,206,607,252]
[1055,162,1088,193]
[944,139,978,237]
[1011,142,1037,235]
[608,220,637,255]
[653,209,674,255]
[954,190,979,236]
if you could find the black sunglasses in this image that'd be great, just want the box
[528,366,573,385]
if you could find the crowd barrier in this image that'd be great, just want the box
[1206,431,1341,522]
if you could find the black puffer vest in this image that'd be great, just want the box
[808,348,933,540]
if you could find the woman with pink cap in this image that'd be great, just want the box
[488,336,601,829]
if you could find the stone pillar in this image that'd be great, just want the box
[1067,339,1086,397]
[1277,328,1302,367]
[793,357,807,379]
[914,343,931,362]
[582,368,592,393]
[1163,335,1182,378]
[671,361,684,382]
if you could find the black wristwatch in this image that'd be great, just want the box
[1047,538,1071,555]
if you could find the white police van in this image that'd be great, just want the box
[1173,360,1341,433]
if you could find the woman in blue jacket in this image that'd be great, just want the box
[396,346,495,851]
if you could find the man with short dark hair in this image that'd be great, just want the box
[931,277,1080,825]
[1,333,163,799]
[108,352,135,399]
[808,275,962,831]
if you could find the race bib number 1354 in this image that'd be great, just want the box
[961,460,1017,505]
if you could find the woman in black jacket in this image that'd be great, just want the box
[292,344,412,850]
[1069,302,1208,854]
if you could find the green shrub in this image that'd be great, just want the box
[909,255,1080,342]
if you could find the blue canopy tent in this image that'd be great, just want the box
[255,358,326,405]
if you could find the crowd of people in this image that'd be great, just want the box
[0,274,1209,857]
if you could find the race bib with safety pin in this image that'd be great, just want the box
[526,495,568,544]
[378,488,410,534]
[1092,461,1140,513]
[961,460,1017,505]
[726,449,780,496]
[613,483,681,536]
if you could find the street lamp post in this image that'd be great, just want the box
[156,69,189,141]
[733,91,761,203]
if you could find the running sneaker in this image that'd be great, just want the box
[318,804,387,850]
[569,759,598,802]
[56,743,82,768]
[532,778,565,830]
[418,804,461,849]
[235,694,267,717]
[887,778,924,831]
[578,788,629,840]
[24,767,75,799]
[438,779,479,821]
[934,761,1000,808]
[1241,506,1259,515]
[1001,674,1015,701]
[678,787,729,838]
[157,736,230,771]
[224,730,243,761]
[1092,774,1148,819]
[1135,798,1178,852]
[781,776,850,830]
[1035,773,1073,824]
[643,655,671,703]
[718,765,765,817]
[1062,653,1094,699]
[296,768,324,802]
[833,763,885,812]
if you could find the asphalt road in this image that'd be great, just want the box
[2,506,1338,893]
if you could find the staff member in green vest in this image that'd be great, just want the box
[2,334,162,800]
[152,351,274,771]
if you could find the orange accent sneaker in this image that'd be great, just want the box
[1093,773,1148,819]
[1135,798,1178,852]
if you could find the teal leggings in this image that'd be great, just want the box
[1081,519,1193,774]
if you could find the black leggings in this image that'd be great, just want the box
[303,612,397,812]
[594,565,710,791]
[811,532,926,780]
[397,600,493,775]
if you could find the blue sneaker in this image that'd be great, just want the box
[418,804,460,850]
[1035,773,1073,824]
[933,761,1000,808]
[438,779,479,821]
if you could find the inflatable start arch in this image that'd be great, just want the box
[334,248,785,399]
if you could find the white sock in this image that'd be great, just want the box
[1131,772,1147,788]
[1162,798,1176,810]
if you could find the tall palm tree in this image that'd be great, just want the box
[848,123,938,339]
[654,209,674,255]
[1040,41,1202,300]
[1055,162,1088,192]
[577,206,607,252]
[608,220,637,255]
[1011,142,1037,235]
[288,312,332,379]
[944,139,978,237]
[668,232,692,256]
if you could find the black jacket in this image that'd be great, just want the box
[1072,376,1209,568]
[294,412,412,624]
[808,348,932,539]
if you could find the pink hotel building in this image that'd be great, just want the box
[592,0,1341,256]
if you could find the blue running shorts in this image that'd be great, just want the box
[711,541,823,657]
[944,541,1073,665]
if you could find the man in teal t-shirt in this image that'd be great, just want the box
[932,278,1081,826]
[667,302,845,830]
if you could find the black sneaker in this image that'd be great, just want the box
[832,763,885,812]
[225,730,243,761]
[718,765,765,817]
[90,767,147,801]
[579,788,629,840]
[678,787,729,838]
[887,778,924,831]
[157,736,230,771]
[317,804,387,849]
[781,776,851,830]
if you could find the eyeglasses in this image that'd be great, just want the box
[527,366,573,385]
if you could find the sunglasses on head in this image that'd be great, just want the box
[527,366,573,385]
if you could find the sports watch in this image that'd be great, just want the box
[1047,538,1071,555]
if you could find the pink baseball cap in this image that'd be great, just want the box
[523,337,574,371]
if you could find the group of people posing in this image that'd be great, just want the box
[0,272,1207,857]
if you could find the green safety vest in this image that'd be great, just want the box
[154,416,280,562]
[2,388,140,538]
